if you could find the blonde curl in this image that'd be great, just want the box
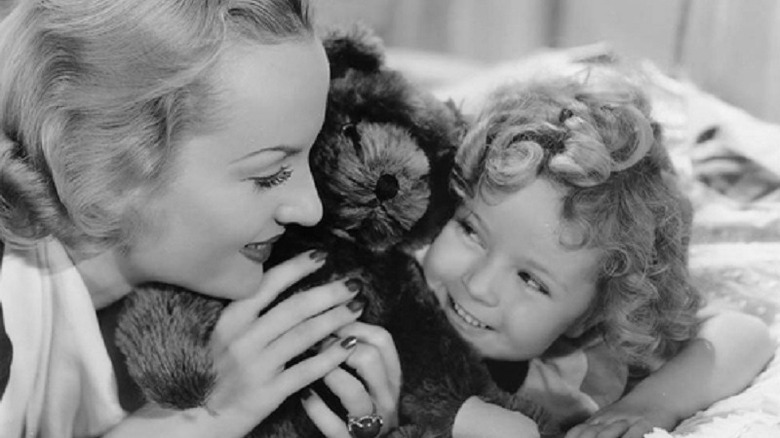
[549,115,611,187]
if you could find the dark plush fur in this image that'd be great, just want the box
[116,26,555,438]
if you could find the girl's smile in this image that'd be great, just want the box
[447,293,492,331]
[422,177,602,361]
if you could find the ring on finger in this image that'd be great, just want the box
[346,404,384,438]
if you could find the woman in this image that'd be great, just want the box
[0,1,400,437]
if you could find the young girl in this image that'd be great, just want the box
[420,71,774,437]
[0,1,399,437]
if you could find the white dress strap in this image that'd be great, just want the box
[0,240,125,438]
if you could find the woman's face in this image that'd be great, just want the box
[422,178,602,361]
[118,39,329,300]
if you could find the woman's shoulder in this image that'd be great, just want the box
[0,241,10,399]
[0,304,11,400]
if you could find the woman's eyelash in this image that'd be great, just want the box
[455,218,481,243]
[518,272,549,295]
[455,218,476,235]
[454,215,488,250]
[251,166,293,190]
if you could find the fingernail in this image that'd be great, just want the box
[347,296,366,313]
[309,250,327,262]
[344,278,363,294]
[302,388,315,400]
[340,336,358,349]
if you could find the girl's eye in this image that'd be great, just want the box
[518,271,549,295]
[250,166,293,190]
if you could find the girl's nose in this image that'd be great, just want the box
[275,168,323,227]
[461,256,500,306]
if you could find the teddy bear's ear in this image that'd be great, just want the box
[321,24,385,79]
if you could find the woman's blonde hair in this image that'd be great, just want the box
[452,69,701,370]
[0,0,312,255]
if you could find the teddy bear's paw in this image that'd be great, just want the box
[507,394,561,438]
[115,283,225,409]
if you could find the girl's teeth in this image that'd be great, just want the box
[450,296,489,329]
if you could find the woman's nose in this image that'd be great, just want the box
[461,257,500,306]
[275,168,323,227]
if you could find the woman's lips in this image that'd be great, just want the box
[240,234,283,265]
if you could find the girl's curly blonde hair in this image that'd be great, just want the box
[452,69,701,370]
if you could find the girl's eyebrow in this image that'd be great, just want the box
[230,144,299,164]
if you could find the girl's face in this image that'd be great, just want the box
[422,178,602,361]
[117,40,329,300]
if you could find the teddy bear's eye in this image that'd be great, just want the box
[559,108,574,123]
[341,123,362,158]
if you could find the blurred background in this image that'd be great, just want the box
[315,0,780,125]
[1,0,776,123]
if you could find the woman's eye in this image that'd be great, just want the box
[250,166,293,190]
[518,272,548,295]
[455,218,480,242]
[456,218,475,235]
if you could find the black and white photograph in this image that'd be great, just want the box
[1,1,778,437]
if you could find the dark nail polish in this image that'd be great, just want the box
[347,297,366,313]
[340,336,358,349]
[302,388,315,400]
[309,250,327,262]
[345,278,363,294]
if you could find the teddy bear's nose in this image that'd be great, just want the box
[375,174,400,201]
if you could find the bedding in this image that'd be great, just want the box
[388,45,780,437]
[645,68,780,437]
[646,242,780,438]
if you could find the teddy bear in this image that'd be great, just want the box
[115,26,555,438]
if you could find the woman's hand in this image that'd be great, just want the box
[302,322,402,438]
[205,250,366,436]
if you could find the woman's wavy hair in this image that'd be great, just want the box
[0,0,312,255]
[452,69,700,370]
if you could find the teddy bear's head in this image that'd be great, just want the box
[263,24,466,327]
[299,26,463,254]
